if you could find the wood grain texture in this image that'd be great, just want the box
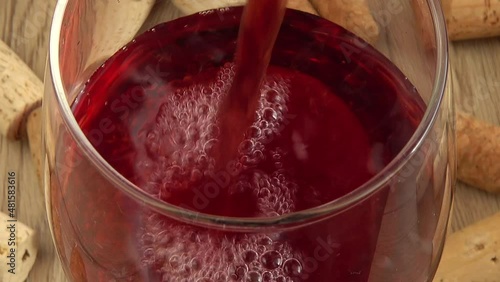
[0,0,499,281]
[449,40,500,232]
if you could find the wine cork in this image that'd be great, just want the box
[309,0,380,44]
[0,40,43,140]
[433,211,500,281]
[171,0,318,15]
[0,212,38,282]
[456,111,500,193]
[444,0,500,41]
[26,108,43,189]
[414,0,500,43]
[84,0,155,69]
[0,41,44,190]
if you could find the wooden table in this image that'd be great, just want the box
[1,0,499,281]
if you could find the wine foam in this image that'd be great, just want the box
[137,64,306,281]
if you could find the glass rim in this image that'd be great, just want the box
[48,0,449,231]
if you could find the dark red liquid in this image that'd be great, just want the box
[57,7,426,282]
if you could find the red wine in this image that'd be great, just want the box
[55,7,426,282]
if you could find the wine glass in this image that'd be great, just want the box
[43,0,453,281]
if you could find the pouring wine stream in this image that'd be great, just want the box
[216,0,288,167]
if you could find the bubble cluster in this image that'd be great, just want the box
[138,64,233,196]
[139,223,305,281]
[138,64,306,281]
